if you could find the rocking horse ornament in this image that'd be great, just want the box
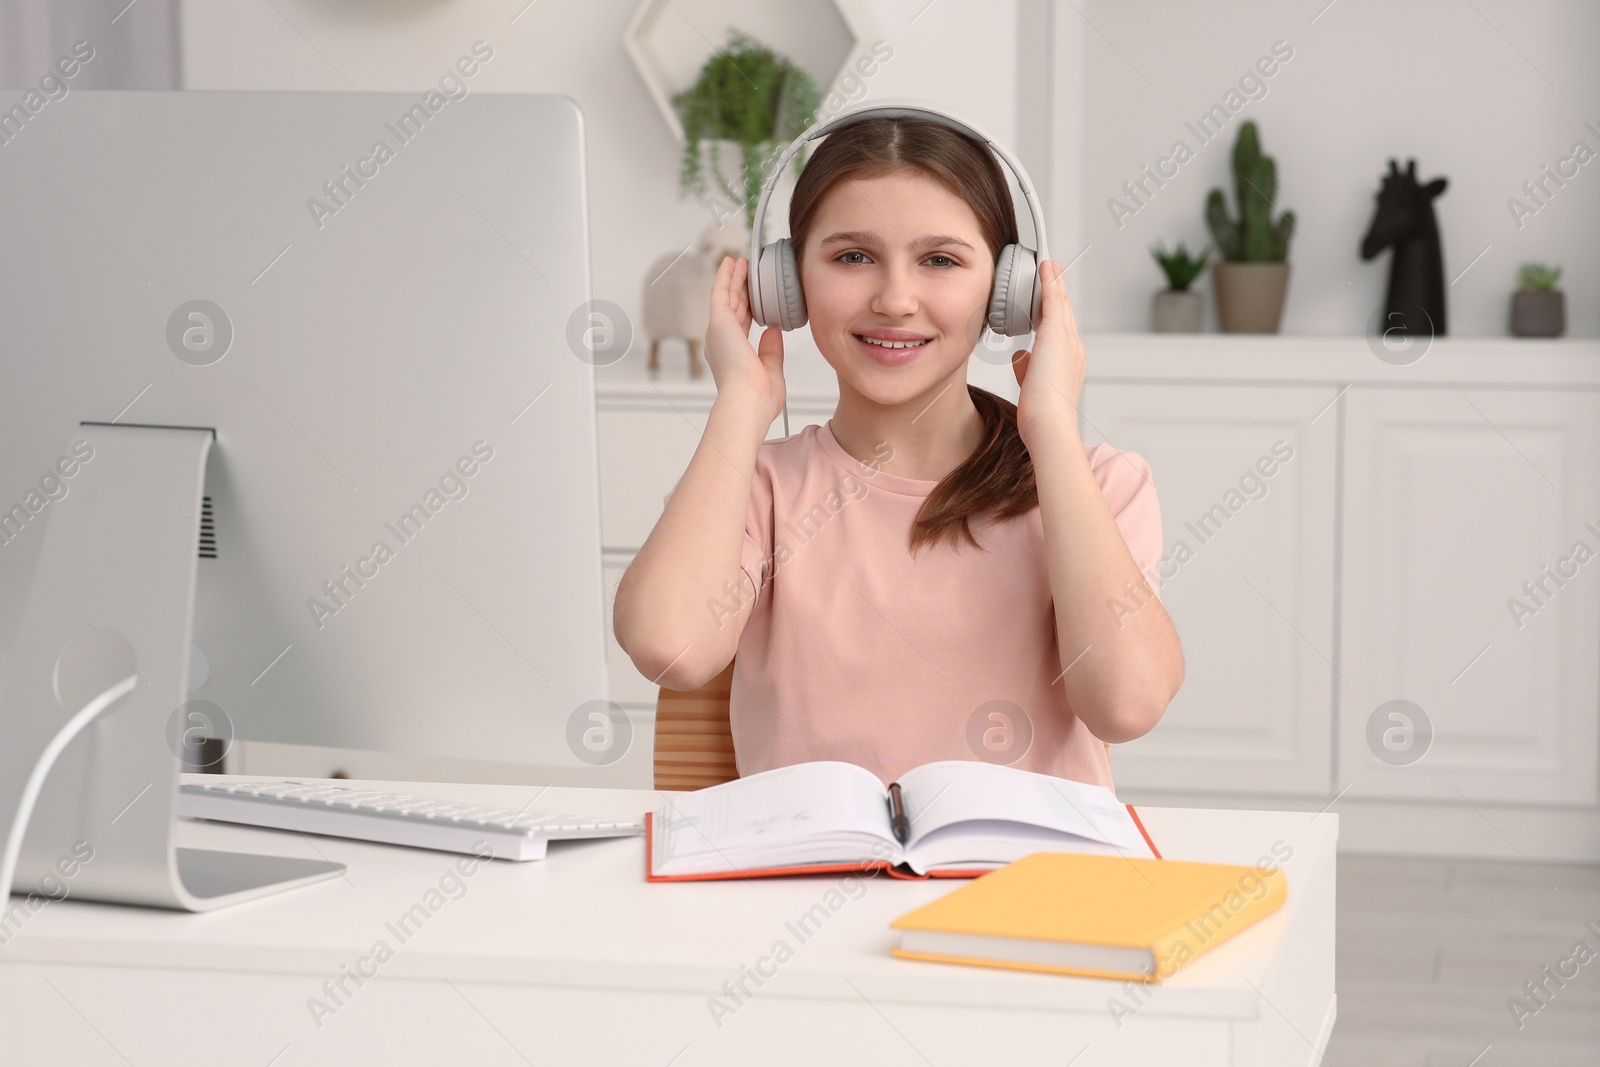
[1361,158,1448,338]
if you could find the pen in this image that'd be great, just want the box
[887,781,909,843]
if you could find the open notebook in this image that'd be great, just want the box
[646,759,1161,882]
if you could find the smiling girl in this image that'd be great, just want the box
[614,114,1183,789]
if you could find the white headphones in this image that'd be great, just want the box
[746,98,1051,340]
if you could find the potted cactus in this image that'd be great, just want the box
[1511,263,1564,337]
[1150,241,1210,332]
[1204,121,1295,333]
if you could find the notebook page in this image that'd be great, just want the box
[898,819,1143,875]
[653,760,896,875]
[894,761,1149,855]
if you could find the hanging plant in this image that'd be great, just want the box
[671,30,821,234]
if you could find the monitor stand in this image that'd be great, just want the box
[0,423,343,911]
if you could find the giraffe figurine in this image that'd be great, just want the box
[1360,158,1449,337]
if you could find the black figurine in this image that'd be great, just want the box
[1360,159,1448,336]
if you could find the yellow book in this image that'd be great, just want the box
[889,850,1288,982]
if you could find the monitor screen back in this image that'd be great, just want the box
[0,89,609,766]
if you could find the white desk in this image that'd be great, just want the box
[0,778,1336,1066]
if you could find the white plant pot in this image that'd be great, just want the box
[1152,289,1203,333]
[696,138,756,235]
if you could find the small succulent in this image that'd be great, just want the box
[1152,241,1211,291]
[1517,263,1561,292]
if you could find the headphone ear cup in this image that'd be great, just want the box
[757,237,806,331]
[752,241,777,327]
[987,244,1017,335]
[773,237,806,331]
[988,243,1039,336]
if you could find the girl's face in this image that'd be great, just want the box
[799,170,995,409]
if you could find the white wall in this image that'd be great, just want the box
[1068,0,1598,336]
[182,0,1596,344]
[181,0,1025,388]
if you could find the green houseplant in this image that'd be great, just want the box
[672,31,821,235]
[1204,121,1295,333]
[1511,263,1564,337]
[1150,240,1210,332]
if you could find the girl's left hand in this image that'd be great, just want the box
[1011,258,1086,446]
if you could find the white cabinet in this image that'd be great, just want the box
[1338,386,1600,805]
[598,407,714,550]
[1082,383,1339,795]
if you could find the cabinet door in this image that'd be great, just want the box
[1340,386,1600,804]
[1083,383,1339,795]
[598,406,711,551]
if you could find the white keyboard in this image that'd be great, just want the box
[178,776,644,862]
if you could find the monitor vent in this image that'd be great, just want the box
[198,496,217,559]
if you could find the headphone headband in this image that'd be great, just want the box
[746,98,1050,291]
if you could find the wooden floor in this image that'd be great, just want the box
[1324,853,1600,1066]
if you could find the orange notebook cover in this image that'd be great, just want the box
[642,806,1161,883]
[889,851,1288,981]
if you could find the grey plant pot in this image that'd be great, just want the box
[1213,261,1291,333]
[1152,289,1203,333]
[1510,290,1564,338]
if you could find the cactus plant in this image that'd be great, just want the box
[1205,122,1295,262]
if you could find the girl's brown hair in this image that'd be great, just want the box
[787,115,1039,555]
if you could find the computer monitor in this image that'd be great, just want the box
[0,89,610,908]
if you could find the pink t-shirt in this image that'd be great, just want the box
[662,418,1163,789]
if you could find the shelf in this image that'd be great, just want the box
[1077,334,1600,387]
[596,334,1600,401]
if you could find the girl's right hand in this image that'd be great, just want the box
[704,255,786,425]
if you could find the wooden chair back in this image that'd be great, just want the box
[653,658,739,790]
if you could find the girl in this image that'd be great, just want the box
[614,115,1183,790]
